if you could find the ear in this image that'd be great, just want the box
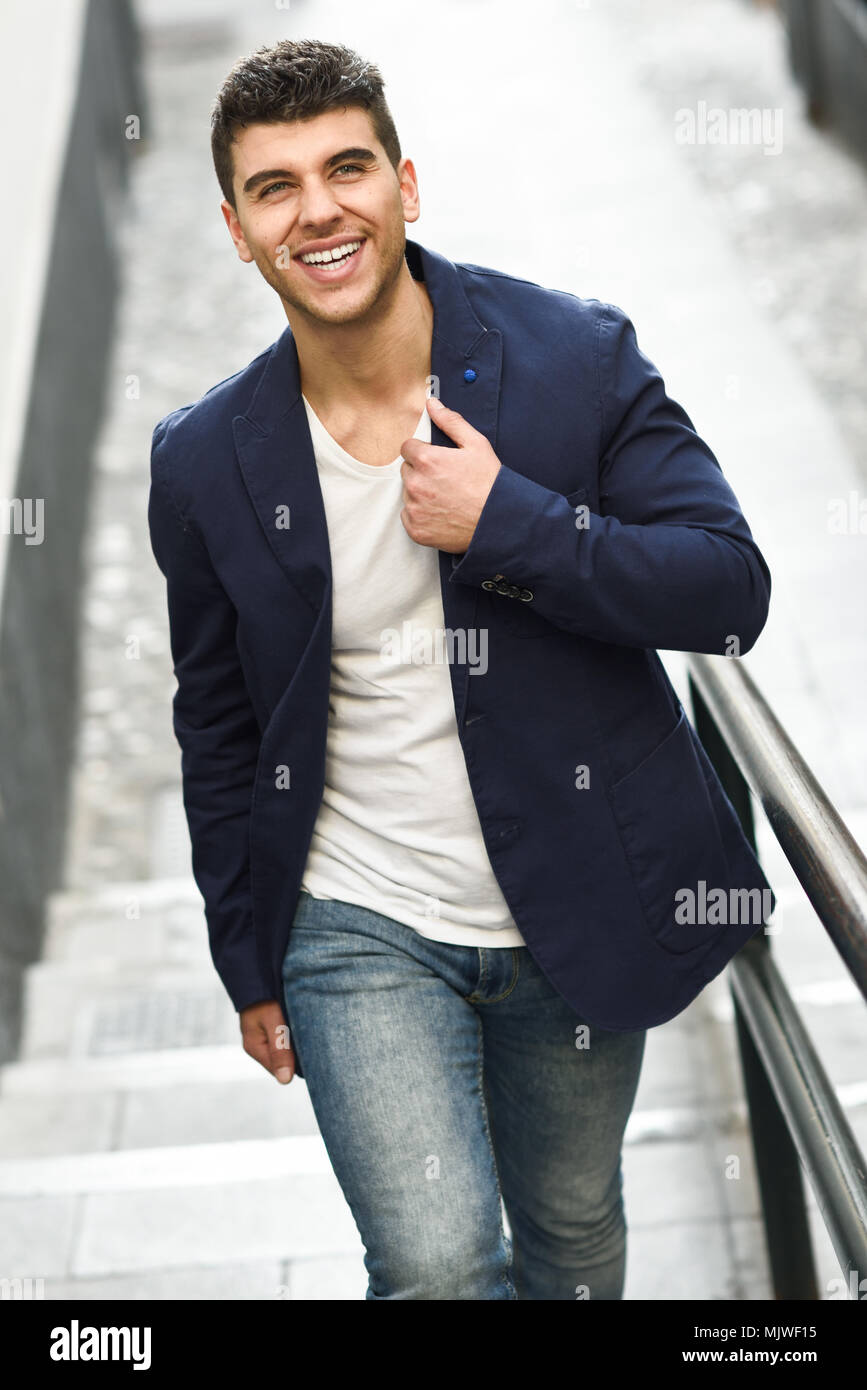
[398,156,421,225]
[220,198,255,263]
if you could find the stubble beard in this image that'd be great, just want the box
[257,221,408,329]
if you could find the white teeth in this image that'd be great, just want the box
[300,240,362,265]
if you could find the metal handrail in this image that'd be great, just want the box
[688,653,867,996]
[729,945,867,1291]
[686,652,867,1301]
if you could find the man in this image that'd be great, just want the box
[148,38,775,1300]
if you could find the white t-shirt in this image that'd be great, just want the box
[298,393,526,948]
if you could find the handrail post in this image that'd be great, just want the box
[688,672,819,1299]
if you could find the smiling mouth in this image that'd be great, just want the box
[297,239,366,274]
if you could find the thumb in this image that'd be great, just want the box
[426,394,477,446]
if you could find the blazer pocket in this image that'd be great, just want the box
[498,485,590,638]
[608,708,733,956]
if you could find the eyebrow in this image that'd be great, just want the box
[242,148,378,197]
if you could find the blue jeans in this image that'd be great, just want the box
[281,890,646,1300]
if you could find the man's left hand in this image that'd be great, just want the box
[399,396,502,553]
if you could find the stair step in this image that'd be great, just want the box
[18,961,235,1061]
[0,1071,319,1159]
[1,1044,250,1093]
[42,1260,299,1301]
[42,876,205,965]
[0,1133,335,1195]
[1,1170,364,1279]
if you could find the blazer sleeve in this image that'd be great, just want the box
[448,301,772,654]
[148,417,274,1013]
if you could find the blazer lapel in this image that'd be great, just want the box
[233,333,329,618]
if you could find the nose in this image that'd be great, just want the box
[297,176,344,231]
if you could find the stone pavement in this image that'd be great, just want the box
[0,0,864,1300]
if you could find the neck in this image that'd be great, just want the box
[288,261,433,413]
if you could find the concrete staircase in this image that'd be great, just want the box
[0,855,793,1302]
[0,875,369,1300]
[1,792,859,1300]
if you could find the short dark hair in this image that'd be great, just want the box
[210,38,402,208]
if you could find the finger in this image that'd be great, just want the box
[401,441,450,476]
[269,1020,295,1084]
[399,438,426,467]
[426,395,477,446]
[272,1058,294,1085]
[241,1019,275,1076]
[246,1032,294,1084]
[400,458,428,499]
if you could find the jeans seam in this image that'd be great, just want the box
[465,946,488,1001]
[473,1012,516,1299]
[472,947,521,1005]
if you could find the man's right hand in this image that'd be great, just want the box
[240,999,296,1084]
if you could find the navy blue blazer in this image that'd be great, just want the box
[148,236,775,1076]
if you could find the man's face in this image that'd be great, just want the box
[221,107,420,326]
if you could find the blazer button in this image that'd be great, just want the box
[482,572,507,592]
[518,588,534,602]
[495,580,512,595]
